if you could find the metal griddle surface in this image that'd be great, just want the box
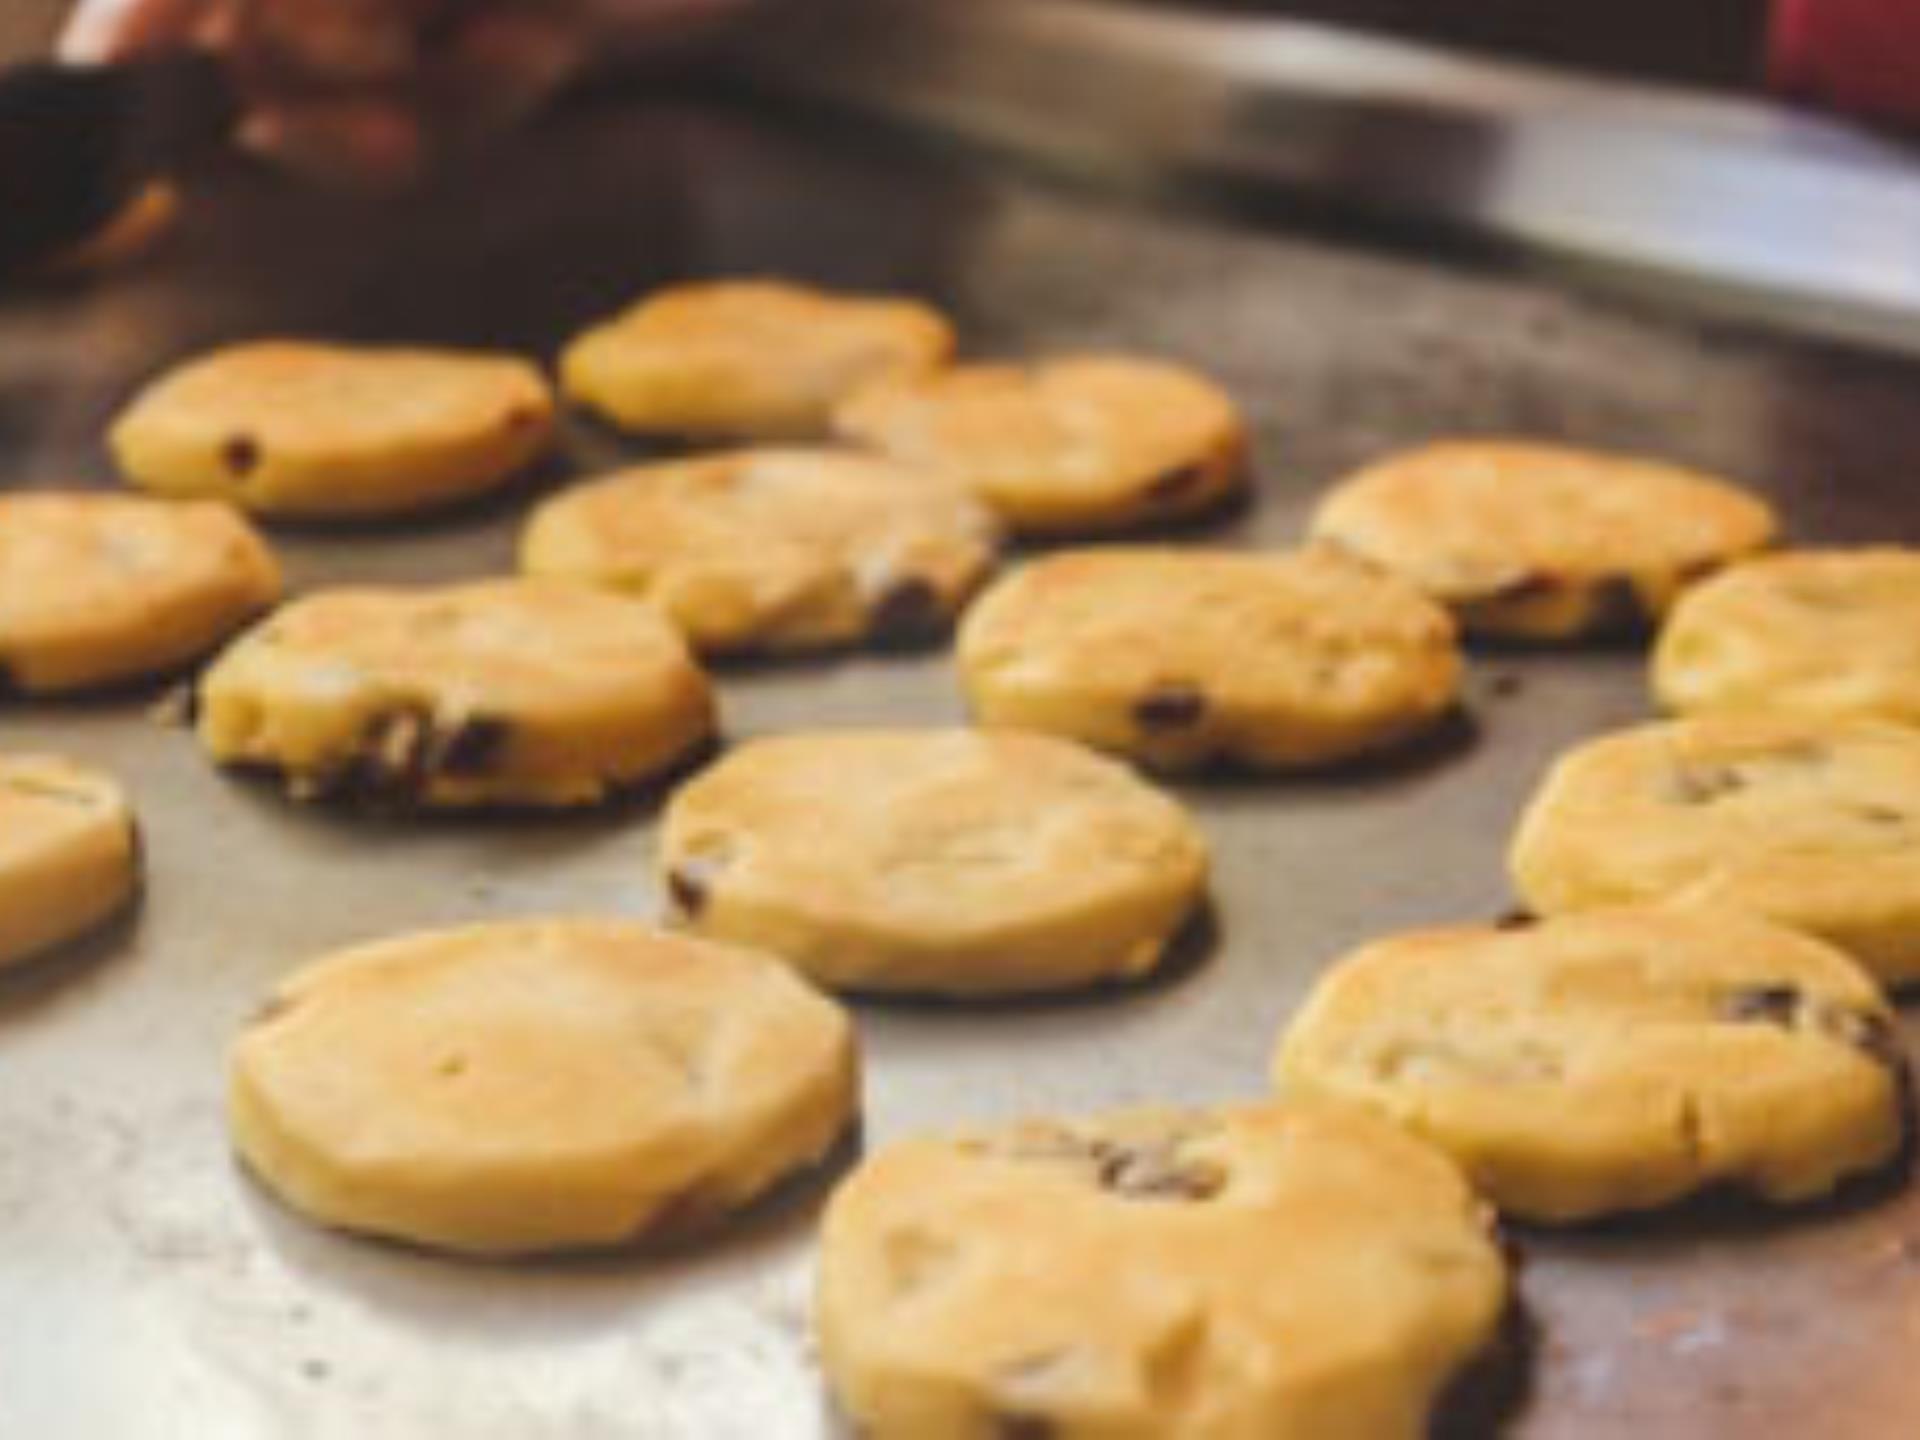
[2,93,1918,1440]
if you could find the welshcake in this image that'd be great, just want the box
[111,341,555,518]
[817,1100,1508,1439]
[1509,715,1920,983]
[1276,908,1906,1221]
[561,279,952,440]
[0,754,139,969]
[957,547,1462,771]
[835,355,1248,535]
[230,920,858,1256]
[1310,440,1776,640]
[659,729,1208,995]
[521,449,998,654]
[197,579,716,809]
[1655,548,1920,726]
[0,492,279,694]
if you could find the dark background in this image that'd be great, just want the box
[5,1,1775,88]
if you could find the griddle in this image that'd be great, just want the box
[1,79,1918,1440]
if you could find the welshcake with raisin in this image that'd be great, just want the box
[1510,715,1920,983]
[835,355,1248,536]
[111,341,554,518]
[1309,440,1776,641]
[1276,908,1906,1221]
[817,1100,1509,1439]
[197,579,715,809]
[659,729,1207,995]
[521,449,998,655]
[957,547,1462,771]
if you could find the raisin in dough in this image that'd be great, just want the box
[561,279,953,440]
[230,920,858,1256]
[1510,715,1920,984]
[520,449,1000,655]
[817,1101,1509,1440]
[0,492,280,694]
[659,730,1208,996]
[197,579,715,809]
[1655,548,1920,726]
[1275,908,1906,1222]
[1309,440,1777,640]
[110,341,555,518]
[0,755,139,969]
[957,547,1462,772]
[834,355,1249,536]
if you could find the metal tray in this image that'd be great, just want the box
[2,91,1918,1440]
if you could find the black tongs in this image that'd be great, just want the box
[0,52,234,279]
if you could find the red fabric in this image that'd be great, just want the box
[1770,0,1920,128]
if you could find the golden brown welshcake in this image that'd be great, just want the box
[230,920,858,1256]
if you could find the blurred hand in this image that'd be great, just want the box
[60,0,753,183]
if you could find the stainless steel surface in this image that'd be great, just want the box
[738,0,1920,360]
[3,91,1920,1438]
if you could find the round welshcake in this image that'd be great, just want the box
[197,579,716,809]
[659,729,1208,995]
[834,355,1248,535]
[1509,714,1920,983]
[817,1099,1509,1439]
[1275,908,1907,1221]
[561,279,953,440]
[957,547,1462,771]
[230,920,859,1256]
[1310,440,1776,640]
[520,448,998,654]
[1655,548,1920,726]
[111,341,555,518]
[0,754,139,969]
[0,492,280,694]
